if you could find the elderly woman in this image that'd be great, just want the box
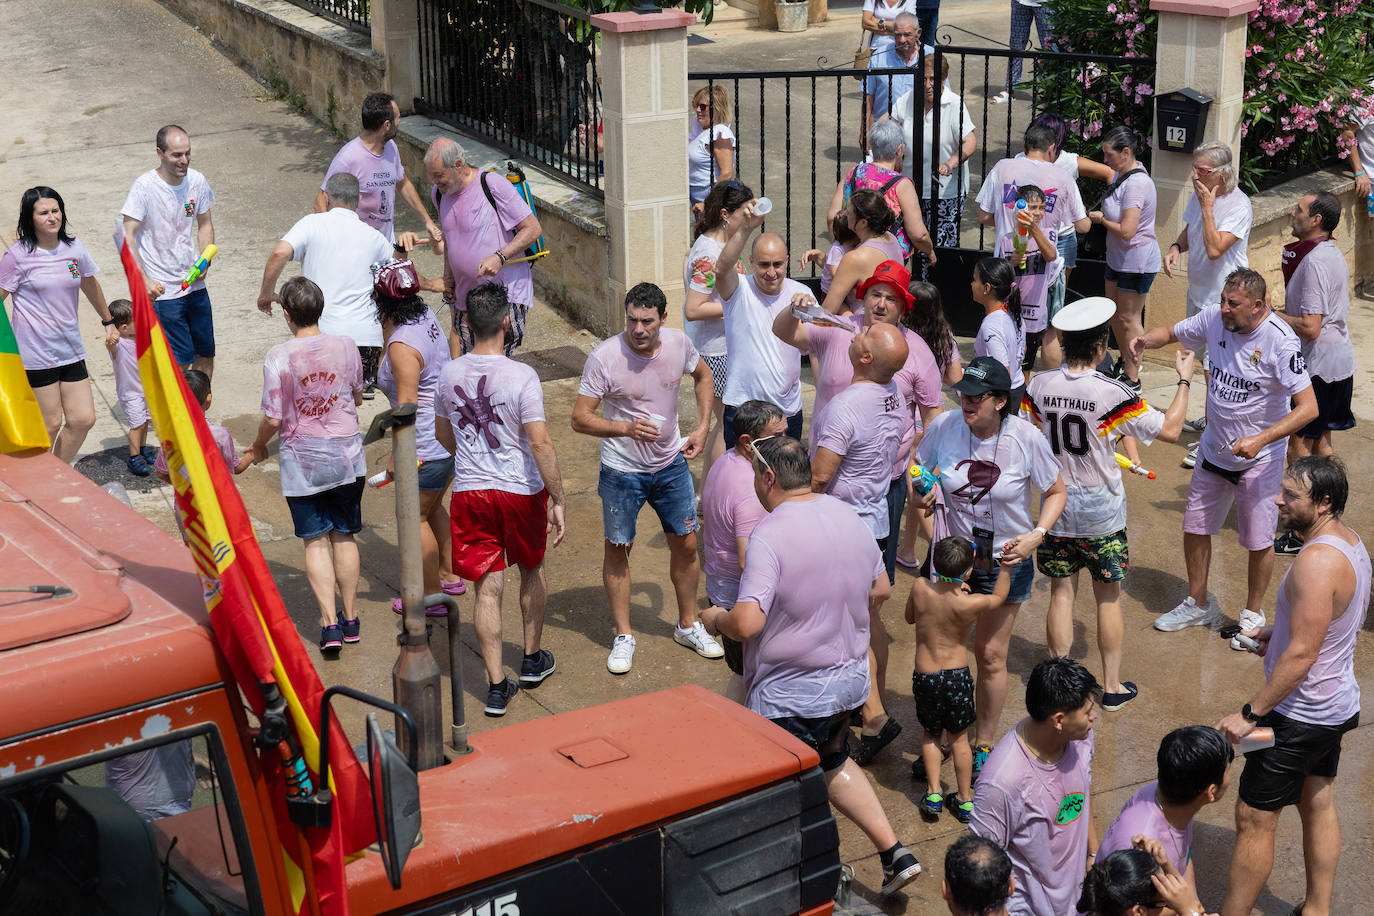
[893,55,976,257]
[688,85,736,214]
[239,277,367,654]
[1163,140,1252,455]
[1089,126,1160,392]
[915,355,1065,777]
[0,186,117,463]
[373,259,465,617]
[827,119,936,266]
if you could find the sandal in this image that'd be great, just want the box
[850,716,902,767]
[393,597,450,618]
[895,553,921,569]
[441,580,467,596]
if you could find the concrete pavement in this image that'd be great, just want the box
[4,1,1373,913]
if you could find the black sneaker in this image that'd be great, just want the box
[519,649,556,687]
[1101,681,1139,711]
[140,445,159,463]
[484,678,519,717]
[880,845,922,896]
[849,716,902,767]
[1274,530,1305,556]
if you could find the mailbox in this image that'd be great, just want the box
[1155,88,1213,154]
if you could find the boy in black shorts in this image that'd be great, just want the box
[906,536,1014,822]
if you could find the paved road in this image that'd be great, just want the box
[5,1,1373,912]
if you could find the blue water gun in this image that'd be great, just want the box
[908,463,939,495]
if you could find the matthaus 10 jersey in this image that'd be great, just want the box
[1022,366,1165,538]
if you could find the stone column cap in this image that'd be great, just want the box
[590,9,696,32]
[1149,0,1257,17]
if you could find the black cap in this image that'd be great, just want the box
[952,356,1012,396]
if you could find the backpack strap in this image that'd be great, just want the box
[878,173,903,194]
[479,170,498,212]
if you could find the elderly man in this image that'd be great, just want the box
[258,173,397,397]
[864,13,931,130]
[714,205,810,446]
[1131,268,1316,643]
[120,124,216,375]
[425,136,543,357]
[1162,140,1253,457]
[1274,192,1355,478]
[1216,456,1369,916]
[701,436,922,898]
[572,282,718,675]
[316,92,440,247]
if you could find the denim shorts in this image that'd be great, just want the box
[1103,265,1157,295]
[155,287,215,365]
[286,476,365,540]
[418,455,455,492]
[597,453,698,545]
[966,557,1034,604]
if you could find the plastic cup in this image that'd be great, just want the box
[754,197,773,216]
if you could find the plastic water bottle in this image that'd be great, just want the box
[1366,192,1374,218]
[1238,727,1275,755]
[754,197,773,216]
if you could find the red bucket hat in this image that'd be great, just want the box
[854,260,915,311]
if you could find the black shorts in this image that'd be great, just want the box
[1238,709,1359,811]
[1297,375,1355,440]
[912,666,976,736]
[770,709,855,772]
[721,634,744,677]
[26,359,89,387]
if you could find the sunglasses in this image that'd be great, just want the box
[695,102,712,112]
[958,391,993,402]
[1192,165,1219,175]
[749,435,778,474]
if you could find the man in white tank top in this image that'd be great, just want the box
[1216,456,1369,916]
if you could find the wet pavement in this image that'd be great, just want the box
[4,0,1372,913]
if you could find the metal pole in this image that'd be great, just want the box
[430,593,472,759]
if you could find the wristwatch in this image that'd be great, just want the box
[101,318,118,326]
[1241,703,1261,723]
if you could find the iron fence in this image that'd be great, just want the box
[691,39,1154,313]
[416,0,602,195]
[287,0,370,30]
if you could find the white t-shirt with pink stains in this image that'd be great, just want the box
[436,353,547,496]
[0,239,99,369]
[120,169,214,300]
[260,334,366,497]
[811,379,907,538]
[579,328,700,474]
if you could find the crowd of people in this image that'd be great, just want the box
[4,80,1371,914]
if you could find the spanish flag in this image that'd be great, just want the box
[0,295,51,453]
[113,223,373,916]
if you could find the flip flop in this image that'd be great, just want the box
[442,580,467,596]
[895,553,921,569]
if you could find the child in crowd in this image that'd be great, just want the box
[155,368,239,485]
[1097,725,1234,889]
[996,185,1059,372]
[106,299,158,477]
[905,536,1014,823]
[799,211,858,295]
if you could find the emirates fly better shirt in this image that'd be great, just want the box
[1174,305,1310,471]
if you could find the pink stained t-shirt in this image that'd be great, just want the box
[578,328,700,474]
[702,450,767,585]
[260,334,366,497]
[110,336,149,428]
[737,494,884,719]
[435,173,535,314]
[322,137,405,241]
[436,353,547,496]
[805,313,862,423]
[0,239,99,370]
[1097,781,1191,877]
[811,380,907,538]
[1102,168,1162,274]
[376,310,452,462]
[891,326,944,479]
[154,421,239,479]
[970,721,1095,916]
[975,157,1087,247]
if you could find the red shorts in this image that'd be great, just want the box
[450,488,549,579]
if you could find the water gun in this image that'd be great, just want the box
[908,463,939,495]
[1114,452,1155,479]
[180,243,218,290]
[1012,200,1030,256]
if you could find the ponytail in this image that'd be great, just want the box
[975,256,1022,330]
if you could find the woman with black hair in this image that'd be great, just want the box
[685,178,753,480]
[818,188,905,315]
[1079,842,1214,916]
[971,257,1027,406]
[0,186,117,463]
[373,259,465,615]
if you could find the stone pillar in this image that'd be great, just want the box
[591,9,696,331]
[373,0,421,113]
[1147,0,1254,327]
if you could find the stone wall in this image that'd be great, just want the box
[1246,167,1373,309]
[158,0,383,139]
[396,119,613,337]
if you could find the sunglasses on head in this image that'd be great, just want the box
[749,434,778,474]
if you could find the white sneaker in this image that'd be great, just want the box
[1154,596,1221,632]
[1181,441,1200,469]
[990,90,1011,105]
[675,621,725,659]
[607,634,636,674]
[1232,608,1265,651]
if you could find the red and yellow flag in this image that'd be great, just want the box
[0,295,51,453]
[114,225,374,915]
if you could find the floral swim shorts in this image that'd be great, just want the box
[1036,529,1129,583]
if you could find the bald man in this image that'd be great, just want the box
[715,209,810,446]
